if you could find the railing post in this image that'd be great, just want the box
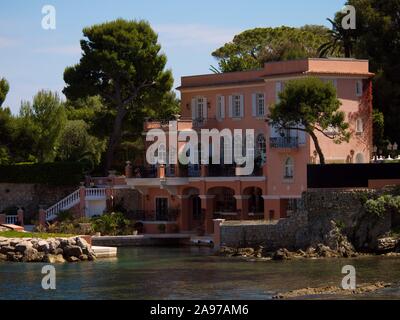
[79,186,86,218]
[106,187,113,213]
[0,214,5,225]
[125,161,133,178]
[213,219,225,251]
[17,207,24,227]
[39,207,46,227]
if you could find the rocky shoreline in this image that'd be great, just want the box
[0,236,96,263]
[218,220,400,261]
[273,282,392,299]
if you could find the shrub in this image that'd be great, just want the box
[57,210,74,222]
[157,224,166,233]
[91,212,131,236]
[365,195,400,218]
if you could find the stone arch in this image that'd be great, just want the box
[207,186,237,214]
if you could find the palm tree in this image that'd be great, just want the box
[318,18,354,58]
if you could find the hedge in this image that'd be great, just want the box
[0,162,86,186]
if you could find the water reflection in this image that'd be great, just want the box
[0,247,400,300]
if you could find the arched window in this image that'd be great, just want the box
[284,157,294,179]
[256,134,266,164]
[356,118,363,133]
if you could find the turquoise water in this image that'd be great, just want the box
[0,247,400,300]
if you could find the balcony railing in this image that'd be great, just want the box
[132,166,157,178]
[128,209,179,222]
[131,164,263,178]
[270,137,299,149]
[208,164,236,177]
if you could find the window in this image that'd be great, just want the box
[324,78,337,89]
[232,95,242,118]
[216,95,225,120]
[196,97,205,119]
[284,157,294,179]
[158,144,167,164]
[256,134,266,164]
[356,118,363,133]
[256,93,265,116]
[276,82,283,102]
[220,136,233,164]
[356,80,363,97]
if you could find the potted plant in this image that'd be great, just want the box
[158,223,166,234]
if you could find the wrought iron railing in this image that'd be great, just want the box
[208,164,236,177]
[128,209,179,222]
[132,166,157,178]
[270,137,299,149]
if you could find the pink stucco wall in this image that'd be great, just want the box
[137,58,373,228]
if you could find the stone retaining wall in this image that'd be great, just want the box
[220,189,393,251]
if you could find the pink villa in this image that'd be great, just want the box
[123,58,374,234]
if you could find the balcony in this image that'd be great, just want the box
[127,209,179,222]
[208,164,236,177]
[132,166,157,178]
[190,117,219,129]
[270,137,299,149]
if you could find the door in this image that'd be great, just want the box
[156,198,168,221]
[192,196,202,221]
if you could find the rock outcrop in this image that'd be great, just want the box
[0,236,96,263]
[273,282,391,299]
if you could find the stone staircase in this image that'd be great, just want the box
[45,188,108,221]
[45,189,80,221]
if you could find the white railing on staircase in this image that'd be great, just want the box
[85,188,106,198]
[45,189,80,221]
[5,215,18,224]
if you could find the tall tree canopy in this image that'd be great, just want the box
[342,0,400,146]
[270,77,350,165]
[211,25,332,72]
[0,78,9,108]
[318,0,400,147]
[63,19,174,170]
[19,90,66,162]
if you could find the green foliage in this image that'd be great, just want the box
[0,231,74,239]
[328,0,400,150]
[91,212,132,236]
[318,17,357,58]
[19,90,66,162]
[372,109,386,148]
[58,120,106,167]
[269,77,350,164]
[63,19,174,169]
[365,195,400,218]
[157,223,166,233]
[0,78,9,108]
[0,162,86,185]
[56,210,75,222]
[211,26,332,72]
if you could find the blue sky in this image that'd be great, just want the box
[0,0,345,113]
